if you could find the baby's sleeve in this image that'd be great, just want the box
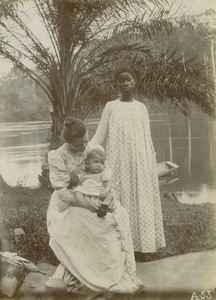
[101,166,112,181]
[76,173,84,184]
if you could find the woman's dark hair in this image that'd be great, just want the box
[114,66,136,82]
[62,116,86,142]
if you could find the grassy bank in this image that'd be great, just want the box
[0,178,57,267]
[1,176,216,269]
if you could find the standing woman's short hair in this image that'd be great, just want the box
[114,66,136,82]
[62,116,86,143]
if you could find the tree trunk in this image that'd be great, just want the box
[49,108,65,150]
[38,108,64,191]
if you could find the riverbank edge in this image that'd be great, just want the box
[1,174,216,271]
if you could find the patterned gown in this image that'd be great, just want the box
[91,99,166,253]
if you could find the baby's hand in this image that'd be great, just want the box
[98,192,106,201]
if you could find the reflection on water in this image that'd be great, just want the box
[0,114,216,204]
[176,184,216,204]
[0,121,50,187]
[151,113,216,204]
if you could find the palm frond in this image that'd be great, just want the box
[0,0,215,147]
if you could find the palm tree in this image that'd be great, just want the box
[0,0,215,148]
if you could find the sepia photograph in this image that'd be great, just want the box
[0,0,216,299]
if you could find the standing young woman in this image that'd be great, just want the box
[91,67,166,254]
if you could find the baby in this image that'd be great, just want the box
[72,147,114,217]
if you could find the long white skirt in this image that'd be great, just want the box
[47,191,143,294]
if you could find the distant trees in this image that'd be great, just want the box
[0,68,50,122]
[0,0,215,147]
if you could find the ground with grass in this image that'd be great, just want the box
[1,175,216,276]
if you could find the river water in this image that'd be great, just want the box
[0,113,216,204]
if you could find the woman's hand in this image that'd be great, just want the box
[107,197,117,212]
[69,192,100,212]
[83,198,101,212]
[98,192,106,201]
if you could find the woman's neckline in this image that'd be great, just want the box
[65,143,83,155]
[118,98,135,103]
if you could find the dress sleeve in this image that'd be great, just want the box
[90,102,111,145]
[142,103,157,155]
[48,150,70,189]
[48,150,78,211]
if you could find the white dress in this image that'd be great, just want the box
[91,99,166,253]
[47,143,143,294]
[74,167,112,197]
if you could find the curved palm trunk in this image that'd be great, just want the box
[49,106,65,149]
[38,106,65,190]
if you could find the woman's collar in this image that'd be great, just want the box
[118,97,135,102]
[65,143,83,154]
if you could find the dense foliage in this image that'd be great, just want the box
[0,68,50,122]
[0,0,215,147]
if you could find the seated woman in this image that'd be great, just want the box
[47,116,144,296]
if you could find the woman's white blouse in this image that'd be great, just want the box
[48,143,86,190]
